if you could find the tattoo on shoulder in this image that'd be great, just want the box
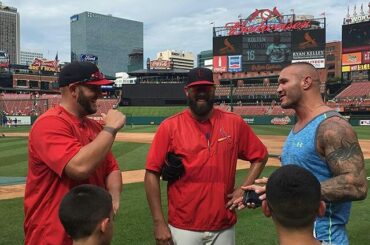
[326,138,362,164]
[317,117,364,172]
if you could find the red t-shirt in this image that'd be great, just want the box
[146,108,267,231]
[24,106,120,245]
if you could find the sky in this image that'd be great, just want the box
[2,0,367,63]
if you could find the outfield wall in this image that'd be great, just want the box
[124,115,297,125]
[121,84,186,106]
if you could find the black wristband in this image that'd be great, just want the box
[103,126,118,136]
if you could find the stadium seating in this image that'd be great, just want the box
[0,92,119,117]
[335,82,370,98]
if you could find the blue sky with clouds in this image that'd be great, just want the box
[2,0,367,63]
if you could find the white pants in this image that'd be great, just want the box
[169,225,235,245]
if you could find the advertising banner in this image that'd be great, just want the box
[150,58,171,69]
[0,50,9,68]
[228,55,242,72]
[6,116,32,126]
[342,52,362,66]
[342,66,350,72]
[28,58,59,72]
[292,29,325,60]
[357,63,370,71]
[80,54,98,63]
[343,63,370,71]
[213,56,227,73]
[292,59,325,68]
[243,115,295,125]
[359,120,370,126]
[363,51,370,64]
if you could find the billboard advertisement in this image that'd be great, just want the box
[292,59,325,68]
[362,51,370,64]
[342,21,370,53]
[28,58,59,72]
[0,50,9,68]
[228,55,242,72]
[150,58,171,70]
[342,63,370,72]
[213,36,242,56]
[292,29,326,60]
[342,52,362,66]
[213,56,227,73]
[80,54,98,63]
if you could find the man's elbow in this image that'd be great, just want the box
[64,165,92,181]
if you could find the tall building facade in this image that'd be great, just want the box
[157,50,194,70]
[20,50,43,65]
[197,50,213,69]
[325,41,342,79]
[70,12,143,76]
[0,2,20,64]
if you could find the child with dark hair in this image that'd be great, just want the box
[59,184,114,245]
[262,165,327,245]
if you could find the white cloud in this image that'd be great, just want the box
[1,0,367,63]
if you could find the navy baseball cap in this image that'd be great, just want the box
[185,67,214,87]
[58,61,113,87]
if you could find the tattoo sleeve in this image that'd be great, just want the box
[317,117,368,202]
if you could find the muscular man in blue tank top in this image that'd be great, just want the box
[277,62,367,244]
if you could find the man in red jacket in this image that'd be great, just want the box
[145,67,268,245]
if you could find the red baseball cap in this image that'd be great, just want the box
[58,61,113,87]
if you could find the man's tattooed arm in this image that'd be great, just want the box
[317,117,368,202]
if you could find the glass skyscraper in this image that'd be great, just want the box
[70,12,143,76]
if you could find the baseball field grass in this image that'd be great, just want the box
[0,124,369,244]
[0,165,369,244]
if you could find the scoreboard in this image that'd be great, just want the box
[213,29,325,72]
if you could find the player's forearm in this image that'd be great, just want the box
[144,170,166,224]
[321,171,368,202]
[241,155,268,186]
[65,130,116,180]
[106,170,123,213]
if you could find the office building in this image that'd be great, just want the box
[157,50,194,70]
[20,50,43,65]
[70,11,143,76]
[0,2,20,64]
[197,50,213,69]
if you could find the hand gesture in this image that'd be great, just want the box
[101,109,126,130]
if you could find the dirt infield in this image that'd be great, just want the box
[1,132,369,200]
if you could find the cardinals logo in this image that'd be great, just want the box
[246,7,283,26]
[219,38,236,54]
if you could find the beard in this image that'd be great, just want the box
[77,89,97,115]
[188,96,214,117]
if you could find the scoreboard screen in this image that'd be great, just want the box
[342,21,370,53]
[242,32,292,65]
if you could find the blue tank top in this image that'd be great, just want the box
[281,111,351,230]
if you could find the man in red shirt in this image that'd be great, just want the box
[24,61,126,245]
[145,67,268,245]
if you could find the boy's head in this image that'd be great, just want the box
[59,184,114,244]
[263,165,325,229]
